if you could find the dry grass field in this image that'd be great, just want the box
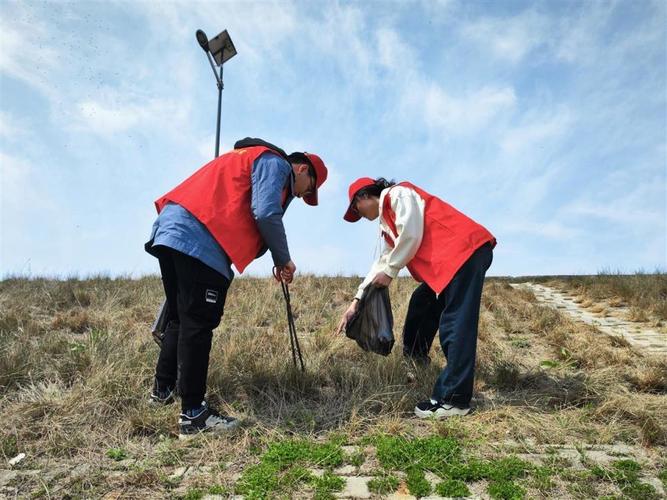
[547,273,667,323]
[0,274,666,499]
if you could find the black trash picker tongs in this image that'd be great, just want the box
[273,267,305,372]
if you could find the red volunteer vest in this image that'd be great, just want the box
[382,182,496,293]
[154,146,289,273]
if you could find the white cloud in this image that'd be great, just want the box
[376,28,414,72]
[420,0,457,19]
[461,10,550,63]
[459,3,644,67]
[414,83,516,134]
[563,199,664,227]
[303,3,376,87]
[1,2,201,145]
[0,111,25,140]
[0,151,32,207]
[75,93,187,136]
[77,99,144,135]
[0,7,60,96]
[367,25,519,138]
[501,220,579,240]
[133,1,299,68]
[195,134,218,163]
[500,108,573,154]
[553,3,615,64]
[318,160,344,201]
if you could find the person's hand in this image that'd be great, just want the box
[371,272,393,288]
[336,299,359,334]
[278,260,296,284]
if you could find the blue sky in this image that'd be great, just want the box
[1,0,665,278]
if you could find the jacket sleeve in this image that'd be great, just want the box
[354,242,392,300]
[379,187,425,278]
[354,187,425,298]
[251,154,292,266]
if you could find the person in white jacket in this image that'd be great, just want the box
[337,177,495,418]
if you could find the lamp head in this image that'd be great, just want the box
[196,29,209,52]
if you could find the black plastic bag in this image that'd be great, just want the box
[151,300,169,346]
[345,286,395,356]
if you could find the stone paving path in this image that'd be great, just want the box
[314,443,665,499]
[510,282,667,356]
[2,443,665,499]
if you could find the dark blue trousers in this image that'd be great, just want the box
[403,242,493,407]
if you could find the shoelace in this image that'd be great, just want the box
[272,267,305,372]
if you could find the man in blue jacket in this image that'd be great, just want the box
[145,138,327,437]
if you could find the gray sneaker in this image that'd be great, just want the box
[178,402,239,438]
[149,382,175,406]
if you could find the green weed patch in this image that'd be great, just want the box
[488,480,526,499]
[373,435,535,498]
[436,478,471,497]
[105,447,127,461]
[590,459,659,500]
[374,435,461,472]
[234,439,345,499]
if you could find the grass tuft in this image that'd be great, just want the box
[406,467,431,497]
[436,478,471,497]
[488,480,526,499]
[368,473,400,494]
[105,447,128,461]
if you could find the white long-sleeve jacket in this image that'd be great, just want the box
[355,185,425,300]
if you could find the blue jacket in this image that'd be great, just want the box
[146,152,294,278]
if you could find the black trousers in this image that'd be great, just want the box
[153,247,230,410]
[402,282,442,361]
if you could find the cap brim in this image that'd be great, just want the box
[303,191,318,206]
[343,203,361,222]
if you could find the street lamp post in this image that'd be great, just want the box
[195,29,237,157]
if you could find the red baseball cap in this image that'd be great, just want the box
[298,152,328,206]
[343,177,376,222]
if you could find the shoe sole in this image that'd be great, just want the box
[178,420,241,440]
[414,406,471,419]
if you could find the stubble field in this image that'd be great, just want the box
[0,273,665,499]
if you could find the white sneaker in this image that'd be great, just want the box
[414,399,471,419]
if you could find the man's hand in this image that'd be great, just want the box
[336,299,359,334]
[371,271,393,288]
[278,260,297,283]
